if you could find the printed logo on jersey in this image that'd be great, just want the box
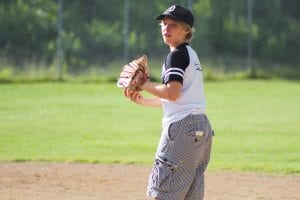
[194,62,202,71]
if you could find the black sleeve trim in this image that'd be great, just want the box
[162,45,189,84]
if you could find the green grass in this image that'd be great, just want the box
[0,80,299,174]
[207,80,300,173]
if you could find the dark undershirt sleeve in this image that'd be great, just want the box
[162,48,189,84]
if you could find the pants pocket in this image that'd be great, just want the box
[150,158,174,193]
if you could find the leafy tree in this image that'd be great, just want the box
[0,0,56,66]
[0,0,298,75]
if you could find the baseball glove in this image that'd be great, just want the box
[117,55,149,91]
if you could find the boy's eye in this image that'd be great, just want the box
[169,23,177,28]
[160,23,178,29]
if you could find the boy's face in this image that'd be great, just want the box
[160,17,188,48]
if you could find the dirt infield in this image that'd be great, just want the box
[0,163,299,200]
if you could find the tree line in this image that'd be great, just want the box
[0,0,299,75]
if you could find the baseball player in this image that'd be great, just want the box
[123,4,214,200]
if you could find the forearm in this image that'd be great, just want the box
[141,81,181,101]
[123,89,162,107]
[140,96,162,107]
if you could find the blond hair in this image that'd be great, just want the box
[181,22,194,42]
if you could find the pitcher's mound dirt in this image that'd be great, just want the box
[0,163,299,200]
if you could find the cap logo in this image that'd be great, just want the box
[167,5,176,12]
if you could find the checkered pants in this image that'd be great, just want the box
[147,114,213,200]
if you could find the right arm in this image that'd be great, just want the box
[123,89,162,107]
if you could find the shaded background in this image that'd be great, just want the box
[0,0,299,80]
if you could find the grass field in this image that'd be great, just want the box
[0,80,299,174]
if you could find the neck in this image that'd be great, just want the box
[170,46,176,51]
[169,42,187,51]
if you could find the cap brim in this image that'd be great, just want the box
[155,14,181,22]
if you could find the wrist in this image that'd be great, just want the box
[140,78,150,90]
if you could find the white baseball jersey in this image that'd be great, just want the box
[161,43,206,127]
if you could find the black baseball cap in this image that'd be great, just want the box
[155,4,194,27]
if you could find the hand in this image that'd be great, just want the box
[130,69,149,91]
[123,89,145,105]
[117,55,149,91]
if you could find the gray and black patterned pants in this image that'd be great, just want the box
[147,114,213,200]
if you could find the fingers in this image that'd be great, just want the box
[131,91,140,101]
[123,88,131,97]
[123,88,141,102]
[123,88,135,98]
